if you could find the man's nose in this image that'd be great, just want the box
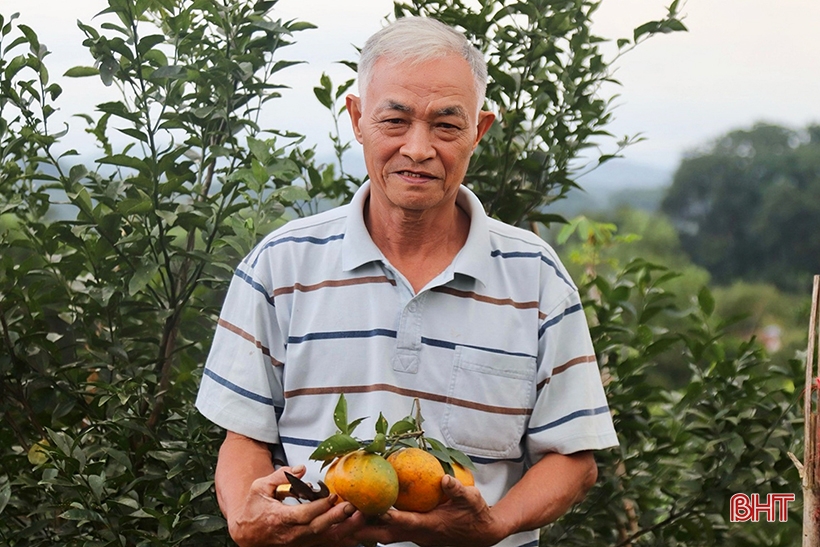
[400,123,436,163]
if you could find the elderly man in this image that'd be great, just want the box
[196,16,618,547]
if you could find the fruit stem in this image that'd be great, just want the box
[412,398,429,450]
[390,430,425,442]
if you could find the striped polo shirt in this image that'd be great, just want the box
[196,182,618,547]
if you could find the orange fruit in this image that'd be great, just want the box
[387,447,446,512]
[451,461,475,487]
[323,450,399,516]
[323,458,344,505]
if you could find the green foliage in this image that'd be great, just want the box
[710,281,810,373]
[602,209,708,273]
[601,210,712,321]
[555,214,641,281]
[0,2,319,544]
[662,122,820,292]
[554,207,808,394]
[543,250,802,546]
[394,0,686,226]
[552,209,713,388]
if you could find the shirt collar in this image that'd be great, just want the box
[451,184,492,287]
[341,182,384,271]
[341,182,493,287]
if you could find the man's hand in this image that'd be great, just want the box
[226,465,364,547]
[215,431,368,547]
[354,474,508,547]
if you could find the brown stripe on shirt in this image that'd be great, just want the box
[218,318,283,367]
[273,275,397,297]
[431,286,540,311]
[536,354,597,390]
[284,384,532,416]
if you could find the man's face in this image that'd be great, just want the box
[346,54,494,217]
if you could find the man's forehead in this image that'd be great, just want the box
[364,54,480,112]
[375,100,470,120]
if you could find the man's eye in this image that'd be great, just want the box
[383,118,405,125]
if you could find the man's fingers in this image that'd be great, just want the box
[285,464,307,478]
[282,495,341,524]
[249,465,306,497]
[271,464,305,482]
[301,499,357,532]
[263,496,360,544]
[441,474,484,509]
[441,473,467,500]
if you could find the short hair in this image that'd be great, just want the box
[357,17,488,111]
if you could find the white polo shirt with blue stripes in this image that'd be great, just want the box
[196,182,618,547]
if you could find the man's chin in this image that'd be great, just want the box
[390,194,451,215]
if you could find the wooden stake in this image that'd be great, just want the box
[803,275,820,546]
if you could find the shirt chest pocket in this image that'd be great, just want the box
[441,346,536,459]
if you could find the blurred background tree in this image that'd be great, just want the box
[662,123,820,292]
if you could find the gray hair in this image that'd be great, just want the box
[357,17,488,110]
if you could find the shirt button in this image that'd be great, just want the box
[407,302,418,313]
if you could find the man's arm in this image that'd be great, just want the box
[215,431,363,547]
[215,431,277,519]
[491,450,597,534]
[355,450,597,547]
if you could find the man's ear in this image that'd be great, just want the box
[346,94,364,144]
[473,110,495,149]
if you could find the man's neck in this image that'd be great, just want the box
[364,196,470,293]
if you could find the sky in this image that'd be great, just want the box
[2,0,819,177]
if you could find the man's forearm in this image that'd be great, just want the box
[215,431,276,520]
[490,451,598,536]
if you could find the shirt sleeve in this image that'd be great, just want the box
[195,252,286,444]
[525,283,619,461]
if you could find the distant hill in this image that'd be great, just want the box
[547,160,674,217]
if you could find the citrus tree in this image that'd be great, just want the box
[0,1,319,544]
[544,245,802,546]
[394,0,686,227]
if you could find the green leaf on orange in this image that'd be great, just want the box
[309,433,359,462]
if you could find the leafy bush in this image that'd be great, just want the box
[545,254,802,546]
[0,2,316,544]
[393,0,684,226]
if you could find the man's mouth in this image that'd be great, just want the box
[396,170,435,180]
